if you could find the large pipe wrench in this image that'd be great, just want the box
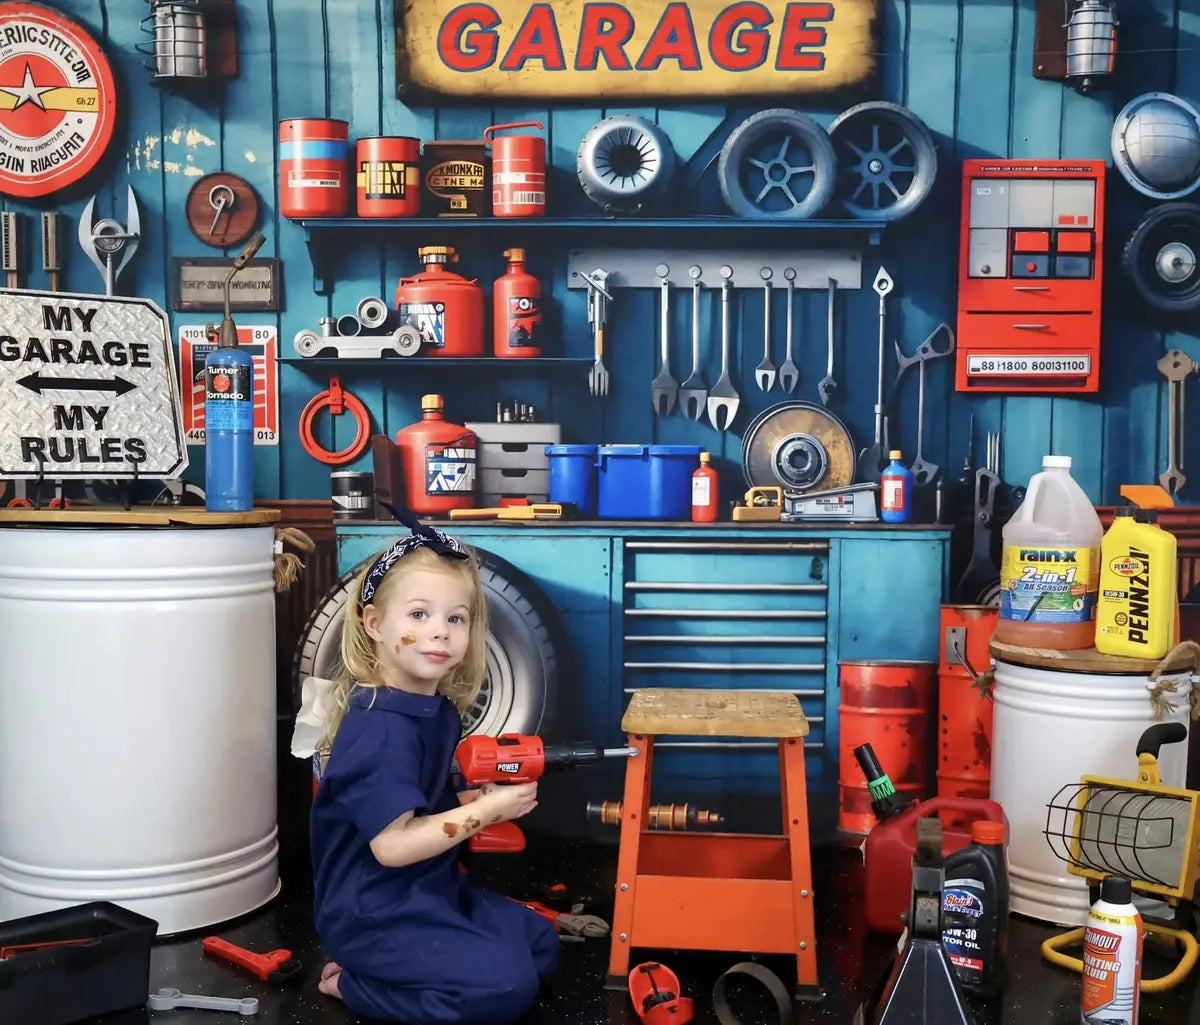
[78,185,141,296]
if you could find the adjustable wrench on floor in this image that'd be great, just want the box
[1159,349,1198,495]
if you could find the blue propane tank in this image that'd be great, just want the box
[880,450,913,524]
[204,329,254,512]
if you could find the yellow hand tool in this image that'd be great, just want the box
[449,504,564,521]
[731,486,783,522]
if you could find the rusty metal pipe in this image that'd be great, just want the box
[587,800,724,830]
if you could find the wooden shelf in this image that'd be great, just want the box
[297,216,887,294]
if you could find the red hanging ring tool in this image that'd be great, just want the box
[299,375,371,466]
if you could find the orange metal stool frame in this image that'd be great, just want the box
[606,688,821,1001]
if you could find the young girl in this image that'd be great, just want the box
[307,510,559,1024]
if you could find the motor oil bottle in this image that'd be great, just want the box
[394,394,477,515]
[1081,875,1143,1025]
[881,450,913,523]
[941,819,1009,999]
[1096,506,1178,660]
[691,452,720,522]
[493,247,543,357]
[996,455,1103,649]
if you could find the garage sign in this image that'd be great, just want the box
[396,0,880,101]
[0,290,188,479]
[0,2,118,198]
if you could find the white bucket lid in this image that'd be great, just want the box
[1042,454,1072,469]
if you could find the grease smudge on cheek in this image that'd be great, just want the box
[401,635,417,646]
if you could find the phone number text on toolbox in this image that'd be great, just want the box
[968,357,1090,375]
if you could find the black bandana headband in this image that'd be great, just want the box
[358,502,469,608]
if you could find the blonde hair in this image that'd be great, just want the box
[318,543,488,753]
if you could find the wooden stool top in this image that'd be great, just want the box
[621,688,809,738]
[989,638,1159,675]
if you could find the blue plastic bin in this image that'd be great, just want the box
[545,444,598,516]
[649,445,703,518]
[596,444,701,519]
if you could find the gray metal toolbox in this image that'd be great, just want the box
[466,422,561,473]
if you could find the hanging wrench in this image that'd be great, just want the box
[679,265,707,420]
[582,268,611,398]
[755,267,776,392]
[778,267,800,393]
[651,262,677,415]
[78,185,141,296]
[893,323,956,486]
[1158,349,1198,496]
[818,278,838,406]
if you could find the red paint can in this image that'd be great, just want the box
[484,121,546,218]
[279,118,350,219]
[356,136,422,218]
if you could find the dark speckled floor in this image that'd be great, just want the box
[83,837,1199,1025]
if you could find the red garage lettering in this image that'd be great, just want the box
[636,3,702,72]
[577,3,634,70]
[500,5,567,71]
[777,3,833,70]
[437,3,501,72]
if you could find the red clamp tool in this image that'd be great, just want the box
[202,937,302,985]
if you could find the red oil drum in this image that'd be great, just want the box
[938,605,997,809]
[838,660,935,835]
[279,118,350,219]
[356,136,421,217]
[394,245,485,357]
[484,121,546,217]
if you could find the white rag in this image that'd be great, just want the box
[291,675,338,759]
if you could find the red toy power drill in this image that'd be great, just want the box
[455,733,637,852]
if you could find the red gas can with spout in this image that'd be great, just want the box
[493,248,543,357]
[394,394,477,515]
[394,246,485,356]
[863,795,1007,935]
[484,121,546,217]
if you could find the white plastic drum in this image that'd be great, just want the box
[991,654,1191,927]
[0,521,279,935]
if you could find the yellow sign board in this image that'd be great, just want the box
[396,1,880,101]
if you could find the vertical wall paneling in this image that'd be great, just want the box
[270,0,330,499]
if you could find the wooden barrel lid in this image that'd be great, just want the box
[989,637,1160,675]
[0,508,280,528]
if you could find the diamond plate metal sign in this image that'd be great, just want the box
[0,289,187,479]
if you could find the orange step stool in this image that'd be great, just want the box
[606,688,821,1000]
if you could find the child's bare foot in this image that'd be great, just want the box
[319,962,343,1000]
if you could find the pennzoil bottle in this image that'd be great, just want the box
[1096,506,1177,659]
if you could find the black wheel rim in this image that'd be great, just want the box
[736,129,824,215]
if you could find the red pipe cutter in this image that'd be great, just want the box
[202,936,302,985]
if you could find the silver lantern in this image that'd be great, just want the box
[150,0,208,80]
[1064,0,1118,93]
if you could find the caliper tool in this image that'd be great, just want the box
[1158,349,1197,496]
[679,264,707,420]
[651,263,677,414]
[582,268,611,397]
[892,322,956,487]
[855,266,895,482]
[202,936,302,985]
[78,185,141,296]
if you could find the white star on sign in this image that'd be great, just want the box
[2,63,55,111]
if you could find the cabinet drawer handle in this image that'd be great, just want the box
[1012,323,1049,330]
[1013,285,1051,292]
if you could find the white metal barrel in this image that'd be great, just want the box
[0,517,280,935]
[990,648,1191,927]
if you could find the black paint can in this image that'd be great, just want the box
[331,471,375,520]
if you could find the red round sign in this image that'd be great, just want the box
[0,2,117,198]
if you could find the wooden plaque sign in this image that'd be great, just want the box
[396,0,880,102]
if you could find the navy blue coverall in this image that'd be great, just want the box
[311,686,559,1023]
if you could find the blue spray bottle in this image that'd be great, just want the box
[880,450,913,524]
[204,233,265,512]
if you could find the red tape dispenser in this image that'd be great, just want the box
[629,961,694,1025]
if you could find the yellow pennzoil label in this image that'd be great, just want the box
[999,544,1098,624]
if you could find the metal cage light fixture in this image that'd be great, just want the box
[1064,0,1118,93]
[143,0,208,81]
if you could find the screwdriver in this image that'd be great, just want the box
[42,211,60,292]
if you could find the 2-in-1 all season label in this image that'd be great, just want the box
[0,3,117,197]
[999,544,1098,624]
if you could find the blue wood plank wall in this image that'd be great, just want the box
[11,1,1199,506]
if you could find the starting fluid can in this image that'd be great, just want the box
[484,121,546,217]
[1081,875,1143,1025]
[356,136,421,217]
[493,248,542,357]
[278,118,350,219]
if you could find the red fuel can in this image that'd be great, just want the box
[492,248,542,357]
[356,136,421,217]
[394,246,485,357]
[279,118,350,219]
[394,394,477,515]
[484,121,546,217]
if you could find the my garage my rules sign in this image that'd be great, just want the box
[395,0,880,101]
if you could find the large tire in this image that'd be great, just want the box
[1122,202,1200,314]
[293,548,560,738]
[718,108,836,219]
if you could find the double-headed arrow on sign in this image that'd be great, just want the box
[16,372,137,397]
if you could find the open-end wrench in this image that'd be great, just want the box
[1158,349,1197,495]
[706,265,740,431]
[679,265,707,420]
[893,323,956,486]
[755,267,776,392]
[779,267,799,393]
[147,988,259,1015]
[818,278,838,406]
[651,262,677,415]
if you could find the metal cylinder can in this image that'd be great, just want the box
[484,122,546,217]
[331,471,375,520]
[355,136,421,217]
[279,118,350,219]
[492,247,542,357]
[421,140,489,217]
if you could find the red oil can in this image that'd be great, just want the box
[492,248,543,357]
[278,118,350,219]
[394,246,485,357]
[394,394,477,515]
[356,136,421,217]
[863,795,1007,935]
[484,122,546,217]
